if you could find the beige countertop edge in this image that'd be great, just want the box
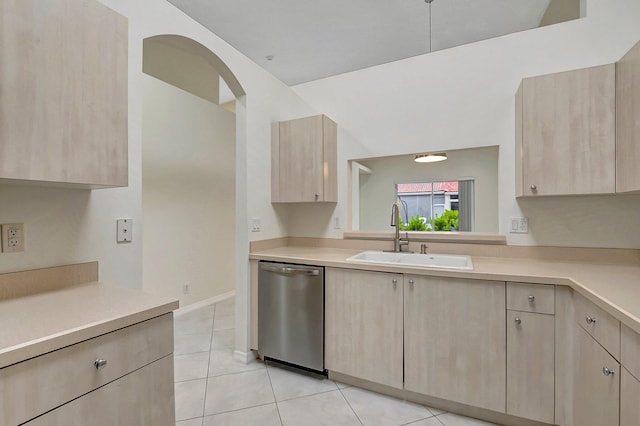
[249,247,640,335]
[0,283,179,369]
[343,231,507,244]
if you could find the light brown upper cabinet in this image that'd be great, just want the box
[0,0,128,188]
[515,64,616,197]
[616,41,640,193]
[271,115,337,203]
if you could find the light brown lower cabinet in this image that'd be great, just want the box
[321,268,639,426]
[506,310,555,423]
[325,268,404,389]
[573,326,619,426]
[25,355,175,425]
[1,314,175,425]
[621,367,640,426]
[404,275,506,413]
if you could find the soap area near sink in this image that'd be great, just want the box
[346,250,474,270]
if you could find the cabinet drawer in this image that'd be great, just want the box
[574,292,620,359]
[1,313,173,425]
[25,355,175,426]
[506,282,555,314]
[621,324,640,380]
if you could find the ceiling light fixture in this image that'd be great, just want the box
[414,153,447,163]
[425,0,434,52]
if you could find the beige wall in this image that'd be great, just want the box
[539,0,581,27]
[142,75,235,305]
[143,38,220,104]
[357,147,499,233]
[293,0,640,249]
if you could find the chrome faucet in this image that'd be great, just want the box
[388,203,409,253]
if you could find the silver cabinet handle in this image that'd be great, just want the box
[314,194,320,201]
[530,184,537,191]
[603,367,615,376]
[515,317,522,325]
[528,295,535,303]
[408,279,414,287]
[94,359,108,370]
[392,279,398,289]
[586,316,597,325]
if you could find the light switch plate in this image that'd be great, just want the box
[509,217,528,233]
[117,219,132,243]
[1,223,25,253]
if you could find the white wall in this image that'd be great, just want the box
[357,147,499,232]
[142,75,235,305]
[292,0,640,249]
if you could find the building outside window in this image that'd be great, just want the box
[396,180,474,231]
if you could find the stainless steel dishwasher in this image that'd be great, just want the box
[258,261,325,374]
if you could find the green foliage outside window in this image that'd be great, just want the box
[431,210,459,231]
[398,210,459,232]
[399,215,429,231]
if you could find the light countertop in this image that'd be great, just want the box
[250,246,640,334]
[0,282,178,368]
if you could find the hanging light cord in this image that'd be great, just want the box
[425,0,434,52]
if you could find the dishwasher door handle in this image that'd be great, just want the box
[260,264,320,276]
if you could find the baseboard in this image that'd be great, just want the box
[174,290,235,317]
[233,349,257,364]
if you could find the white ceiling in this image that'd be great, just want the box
[168,0,553,86]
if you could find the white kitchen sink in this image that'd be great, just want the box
[346,251,474,270]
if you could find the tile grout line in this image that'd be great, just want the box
[265,364,285,426]
[200,302,218,421]
[269,385,342,404]
[434,413,447,426]
[204,401,279,418]
[337,387,365,426]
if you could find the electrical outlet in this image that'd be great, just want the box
[1,223,25,253]
[509,217,529,234]
[251,218,261,232]
[116,219,132,243]
[334,216,342,229]
[182,284,190,294]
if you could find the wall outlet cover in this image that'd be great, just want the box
[117,219,133,243]
[1,223,25,253]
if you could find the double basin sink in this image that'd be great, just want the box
[346,251,474,270]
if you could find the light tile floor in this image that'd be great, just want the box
[174,297,500,426]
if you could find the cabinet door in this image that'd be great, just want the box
[25,355,175,426]
[573,326,619,426]
[325,268,403,388]
[616,40,640,193]
[0,0,128,188]
[621,367,640,426]
[404,275,506,412]
[506,311,555,423]
[272,115,337,202]
[518,64,615,196]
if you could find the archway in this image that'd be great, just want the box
[141,35,247,314]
